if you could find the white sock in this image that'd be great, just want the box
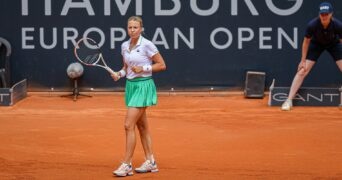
[149,155,155,163]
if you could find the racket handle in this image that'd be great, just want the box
[105,67,117,76]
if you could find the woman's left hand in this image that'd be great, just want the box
[131,66,143,73]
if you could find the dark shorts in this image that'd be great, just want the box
[306,42,342,62]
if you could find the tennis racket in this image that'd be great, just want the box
[74,37,117,76]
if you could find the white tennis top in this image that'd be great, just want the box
[121,36,159,79]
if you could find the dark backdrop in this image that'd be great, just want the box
[0,0,341,91]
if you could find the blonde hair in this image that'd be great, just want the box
[127,16,143,27]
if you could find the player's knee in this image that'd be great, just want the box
[297,69,307,77]
[137,123,147,132]
[124,122,135,131]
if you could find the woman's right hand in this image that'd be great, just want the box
[111,72,120,81]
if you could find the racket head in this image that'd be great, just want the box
[74,38,102,66]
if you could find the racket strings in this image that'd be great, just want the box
[84,54,100,64]
[75,40,101,65]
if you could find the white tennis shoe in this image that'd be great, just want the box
[113,163,133,177]
[281,99,293,111]
[135,160,159,173]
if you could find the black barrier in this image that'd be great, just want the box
[0,37,11,88]
[244,71,265,98]
[0,69,6,87]
[0,79,27,106]
[0,0,341,91]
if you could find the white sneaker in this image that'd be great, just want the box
[281,99,293,111]
[135,160,159,173]
[113,163,133,177]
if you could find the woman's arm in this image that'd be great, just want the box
[131,52,166,73]
[112,59,127,81]
[298,37,311,71]
[151,53,166,72]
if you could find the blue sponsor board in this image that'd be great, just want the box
[268,80,341,106]
[0,1,341,90]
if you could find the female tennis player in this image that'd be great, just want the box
[112,16,166,177]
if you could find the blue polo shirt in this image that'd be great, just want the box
[305,17,342,45]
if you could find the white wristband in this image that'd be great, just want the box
[142,65,152,72]
[118,69,126,77]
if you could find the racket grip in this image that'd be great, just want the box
[105,67,117,76]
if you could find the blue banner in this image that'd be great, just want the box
[0,0,341,91]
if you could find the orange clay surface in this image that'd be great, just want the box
[0,93,342,180]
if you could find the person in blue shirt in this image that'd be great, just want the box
[282,1,342,111]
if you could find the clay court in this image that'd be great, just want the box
[0,93,342,179]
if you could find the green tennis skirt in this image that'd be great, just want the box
[125,77,157,107]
